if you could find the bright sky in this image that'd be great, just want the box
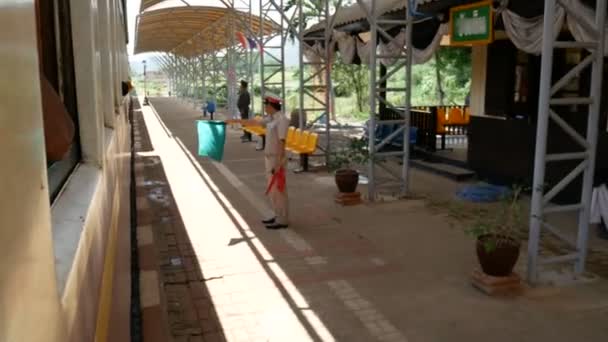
[126,0,300,72]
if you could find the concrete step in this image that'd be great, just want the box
[411,159,475,182]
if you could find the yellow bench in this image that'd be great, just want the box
[286,128,318,171]
[243,116,266,148]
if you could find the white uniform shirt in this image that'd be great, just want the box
[263,111,290,156]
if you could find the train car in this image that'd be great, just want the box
[0,0,132,341]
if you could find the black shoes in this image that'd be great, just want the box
[262,217,276,224]
[266,223,288,230]
[261,217,288,229]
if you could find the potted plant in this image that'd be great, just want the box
[328,137,369,193]
[465,186,525,277]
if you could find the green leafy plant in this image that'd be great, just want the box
[465,186,527,253]
[328,137,369,172]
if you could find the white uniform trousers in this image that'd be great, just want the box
[264,155,289,225]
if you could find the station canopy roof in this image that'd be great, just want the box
[303,0,407,36]
[134,5,279,57]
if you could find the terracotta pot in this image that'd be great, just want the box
[476,234,520,277]
[335,169,359,193]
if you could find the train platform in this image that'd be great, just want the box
[132,97,608,342]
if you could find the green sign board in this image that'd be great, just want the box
[449,1,493,46]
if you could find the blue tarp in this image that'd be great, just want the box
[456,184,511,203]
[197,120,226,162]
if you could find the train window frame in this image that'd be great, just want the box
[36,0,81,201]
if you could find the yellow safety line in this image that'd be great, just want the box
[94,181,121,342]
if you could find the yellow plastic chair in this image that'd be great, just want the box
[286,127,295,144]
[299,132,318,154]
[291,132,318,172]
[436,107,447,134]
[287,129,302,150]
[449,107,464,125]
[289,131,310,152]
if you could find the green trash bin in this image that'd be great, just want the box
[197,120,226,162]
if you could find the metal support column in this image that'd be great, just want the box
[260,0,285,103]
[200,54,207,108]
[291,0,342,164]
[528,0,607,283]
[357,0,413,200]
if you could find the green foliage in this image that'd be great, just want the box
[465,186,527,253]
[328,137,369,171]
[332,58,369,112]
[433,47,472,106]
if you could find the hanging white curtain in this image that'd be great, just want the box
[412,23,448,64]
[501,7,565,55]
[302,42,325,64]
[378,30,406,66]
[357,38,373,65]
[563,0,608,55]
[333,30,357,63]
[376,23,448,66]
[501,0,608,56]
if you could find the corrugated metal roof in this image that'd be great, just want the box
[140,0,168,12]
[304,0,407,34]
[134,6,278,57]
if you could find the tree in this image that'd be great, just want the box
[332,57,369,112]
[283,0,356,120]
[433,47,472,106]
[434,52,445,106]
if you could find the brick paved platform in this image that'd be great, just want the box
[133,97,608,342]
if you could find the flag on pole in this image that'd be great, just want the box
[236,32,263,54]
[265,167,286,195]
[236,31,248,49]
[246,37,257,49]
[197,120,226,162]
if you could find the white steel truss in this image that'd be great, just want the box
[356,0,414,200]
[297,0,342,162]
[221,0,258,115]
[528,0,607,283]
[260,0,286,103]
[266,0,341,162]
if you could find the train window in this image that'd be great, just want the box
[36,0,81,201]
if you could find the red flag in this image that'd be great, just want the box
[235,31,248,49]
[265,167,286,195]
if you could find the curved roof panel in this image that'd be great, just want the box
[134,6,279,57]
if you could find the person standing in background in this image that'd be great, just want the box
[206,99,216,120]
[238,80,252,142]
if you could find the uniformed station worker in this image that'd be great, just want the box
[226,94,290,229]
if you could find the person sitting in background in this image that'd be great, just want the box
[40,75,75,162]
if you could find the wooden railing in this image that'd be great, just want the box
[379,106,471,151]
